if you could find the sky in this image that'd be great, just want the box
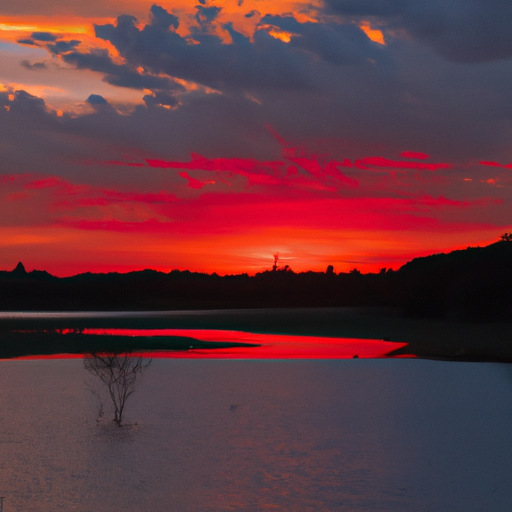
[1,0,511,276]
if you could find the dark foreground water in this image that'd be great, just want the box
[0,358,511,511]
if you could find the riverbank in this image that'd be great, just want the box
[1,308,511,362]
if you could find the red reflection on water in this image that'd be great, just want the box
[4,329,414,360]
[73,328,410,359]
[13,354,85,360]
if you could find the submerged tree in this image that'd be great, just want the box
[83,352,151,427]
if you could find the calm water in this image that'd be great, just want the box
[1,358,512,511]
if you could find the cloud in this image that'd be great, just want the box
[178,171,207,189]
[85,94,117,113]
[195,5,222,26]
[85,5,382,94]
[62,48,184,92]
[355,156,452,171]
[400,151,430,160]
[480,160,512,169]
[86,93,108,104]
[324,0,512,63]
[18,4,511,168]
[91,10,308,93]
[150,4,180,31]
[17,39,38,46]
[146,143,358,191]
[9,89,46,114]
[31,32,58,42]
[260,14,382,66]
[20,60,47,70]
[47,40,82,55]
[14,173,485,235]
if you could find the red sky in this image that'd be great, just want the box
[1,0,512,276]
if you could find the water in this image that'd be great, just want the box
[1,358,511,511]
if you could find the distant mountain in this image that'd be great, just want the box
[1,241,511,320]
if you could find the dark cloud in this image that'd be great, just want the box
[260,15,382,65]
[87,6,381,94]
[86,94,117,114]
[31,32,58,42]
[47,40,82,55]
[3,90,53,130]
[87,94,109,105]
[325,0,401,16]
[324,0,512,63]
[195,5,222,25]
[20,60,47,70]
[92,10,307,92]
[223,22,250,45]
[62,49,184,91]
[11,90,46,111]
[17,39,38,46]
[150,4,179,31]
[143,91,179,108]
[17,36,81,54]
[3,4,512,198]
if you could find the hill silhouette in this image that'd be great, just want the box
[1,240,511,321]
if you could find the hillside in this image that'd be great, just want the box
[1,241,511,320]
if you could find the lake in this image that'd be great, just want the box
[1,357,512,511]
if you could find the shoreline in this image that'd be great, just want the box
[1,307,511,363]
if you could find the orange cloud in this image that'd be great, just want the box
[359,22,385,45]
[1,1,318,45]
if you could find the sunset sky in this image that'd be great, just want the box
[1,0,511,276]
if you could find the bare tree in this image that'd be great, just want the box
[83,352,151,427]
[272,252,279,272]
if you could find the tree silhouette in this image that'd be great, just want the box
[272,253,279,271]
[500,233,512,242]
[83,352,151,427]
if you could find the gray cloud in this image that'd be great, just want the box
[2,3,512,195]
[324,0,512,63]
[92,10,308,92]
[17,36,82,55]
[88,5,382,94]
[195,5,222,25]
[143,91,179,108]
[150,4,180,31]
[47,40,82,55]
[20,60,47,70]
[31,32,58,42]
[17,39,38,46]
[260,15,383,65]
[62,48,184,92]
[87,94,109,105]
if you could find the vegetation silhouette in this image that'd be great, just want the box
[1,236,512,322]
[83,352,151,427]
[0,329,259,359]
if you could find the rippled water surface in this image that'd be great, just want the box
[1,358,512,511]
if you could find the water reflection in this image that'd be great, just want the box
[80,328,408,359]
[83,352,151,427]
